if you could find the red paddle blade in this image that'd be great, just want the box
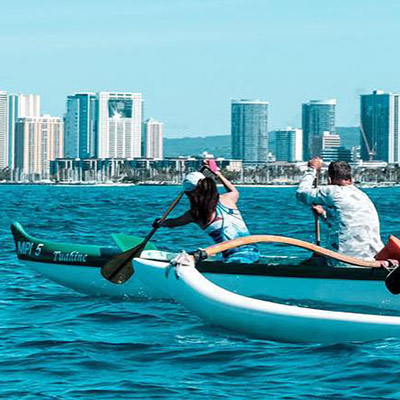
[376,235,400,261]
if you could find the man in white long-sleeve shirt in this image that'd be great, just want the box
[296,158,384,263]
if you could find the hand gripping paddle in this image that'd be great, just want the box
[101,192,184,284]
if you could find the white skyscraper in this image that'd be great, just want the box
[15,115,63,178]
[9,94,41,168]
[97,92,143,159]
[144,118,163,159]
[0,91,8,168]
[275,128,303,162]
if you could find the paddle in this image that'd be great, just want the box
[314,171,321,246]
[101,191,184,284]
[192,234,383,268]
[385,267,400,294]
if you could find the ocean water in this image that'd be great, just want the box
[1,185,400,400]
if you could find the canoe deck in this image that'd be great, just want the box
[11,221,389,281]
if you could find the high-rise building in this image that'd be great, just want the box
[231,99,268,163]
[8,94,41,168]
[321,131,340,149]
[144,118,163,159]
[275,128,303,162]
[15,115,64,178]
[97,92,143,159]
[320,147,352,162]
[0,91,8,168]
[64,92,97,158]
[319,131,351,162]
[360,90,400,162]
[302,99,336,160]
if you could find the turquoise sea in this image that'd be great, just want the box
[1,185,400,399]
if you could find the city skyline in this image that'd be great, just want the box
[1,87,399,141]
[1,87,400,181]
[2,1,400,137]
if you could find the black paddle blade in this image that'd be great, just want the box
[385,266,400,295]
[101,244,143,284]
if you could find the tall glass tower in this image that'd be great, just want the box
[360,90,400,163]
[302,99,336,160]
[64,93,97,158]
[231,99,268,163]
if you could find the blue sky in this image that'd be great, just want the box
[2,0,400,137]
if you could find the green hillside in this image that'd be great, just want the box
[164,127,360,158]
[164,135,231,158]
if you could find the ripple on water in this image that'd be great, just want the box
[2,185,400,399]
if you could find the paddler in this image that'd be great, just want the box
[153,160,260,263]
[296,158,393,266]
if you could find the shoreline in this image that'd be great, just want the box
[1,181,400,188]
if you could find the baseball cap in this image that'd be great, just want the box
[182,171,205,192]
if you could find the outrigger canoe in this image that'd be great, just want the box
[10,222,400,311]
[133,255,400,343]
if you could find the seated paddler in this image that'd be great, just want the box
[153,160,260,263]
[296,158,387,265]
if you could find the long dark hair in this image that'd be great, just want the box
[188,177,219,227]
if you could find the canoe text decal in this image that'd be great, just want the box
[17,241,88,264]
[17,241,44,257]
[53,251,88,263]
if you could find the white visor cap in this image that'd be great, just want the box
[182,171,206,192]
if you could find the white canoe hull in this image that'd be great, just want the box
[13,221,400,310]
[133,258,400,343]
[23,256,400,310]
[24,260,162,299]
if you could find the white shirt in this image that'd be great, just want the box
[296,168,384,261]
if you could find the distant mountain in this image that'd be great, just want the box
[336,127,360,148]
[164,135,231,158]
[164,127,360,158]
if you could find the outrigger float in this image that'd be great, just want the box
[10,222,400,310]
[133,254,400,343]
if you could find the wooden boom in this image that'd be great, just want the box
[202,235,382,268]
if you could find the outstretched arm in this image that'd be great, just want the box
[161,210,194,228]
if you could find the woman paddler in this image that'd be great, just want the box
[153,160,260,263]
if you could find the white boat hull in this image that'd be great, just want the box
[133,258,400,343]
[13,221,400,310]
[21,255,400,312]
[24,260,164,299]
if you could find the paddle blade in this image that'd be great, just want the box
[101,244,143,284]
[385,266,400,295]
